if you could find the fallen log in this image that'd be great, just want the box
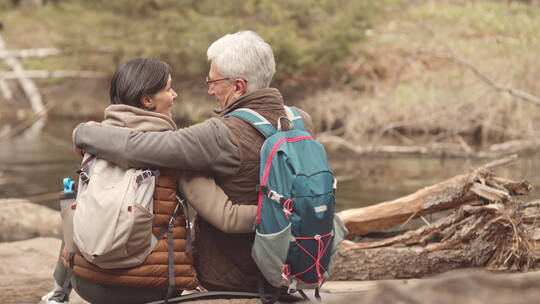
[489,138,540,155]
[331,155,537,281]
[337,154,530,237]
[319,134,540,158]
[332,198,538,280]
[318,134,485,158]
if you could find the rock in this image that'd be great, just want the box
[0,199,61,242]
[323,269,540,304]
[0,237,87,304]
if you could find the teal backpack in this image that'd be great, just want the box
[225,106,347,302]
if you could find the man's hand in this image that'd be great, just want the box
[73,121,102,157]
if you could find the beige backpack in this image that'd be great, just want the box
[65,153,170,269]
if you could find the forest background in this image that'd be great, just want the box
[1,0,539,149]
[1,0,540,206]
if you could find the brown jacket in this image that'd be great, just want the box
[195,89,294,291]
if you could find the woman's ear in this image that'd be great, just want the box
[141,95,153,108]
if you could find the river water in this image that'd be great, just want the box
[1,118,540,212]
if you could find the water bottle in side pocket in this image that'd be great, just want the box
[60,177,77,252]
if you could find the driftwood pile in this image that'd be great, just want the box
[331,155,540,280]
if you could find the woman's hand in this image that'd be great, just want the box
[75,146,84,158]
[86,121,102,126]
[73,121,102,157]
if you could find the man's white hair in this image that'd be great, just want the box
[207,30,276,92]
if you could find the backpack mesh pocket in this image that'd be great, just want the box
[252,223,292,287]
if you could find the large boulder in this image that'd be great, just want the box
[0,199,61,242]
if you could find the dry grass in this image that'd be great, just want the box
[1,0,539,140]
[300,0,540,147]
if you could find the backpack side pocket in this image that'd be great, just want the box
[252,223,292,287]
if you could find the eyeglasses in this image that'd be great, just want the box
[206,76,230,85]
[205,76,248,89]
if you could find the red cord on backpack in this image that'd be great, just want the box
[281,264,291,284]
[293,232,334,284]
[282,199,294,219]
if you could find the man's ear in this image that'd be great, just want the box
[235,78,248,95]
[141,95,153,108]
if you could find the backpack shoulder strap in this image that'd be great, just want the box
[76,153,97,185]
[283,106,305,131]
[224,108,277,138]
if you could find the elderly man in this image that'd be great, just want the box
[74,30,313,292]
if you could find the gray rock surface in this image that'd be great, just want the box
[323,270,540,304]
[0,237,87,304]
[0,198,61,242]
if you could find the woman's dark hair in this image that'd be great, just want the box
[109,58,171,110]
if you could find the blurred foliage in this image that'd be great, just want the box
[0,0,10,10]
[2,0,539,144]
[300,0,540,144]
[1,0,377,87]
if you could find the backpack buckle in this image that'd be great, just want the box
[77,169,90,184]
[287,279,298,293]
[136,170,154,184]
[267,189,284,203]
[169,203,180,228]
[277,116,294,131]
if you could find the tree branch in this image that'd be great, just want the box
[0,33,45,115]
[419,52,540,107]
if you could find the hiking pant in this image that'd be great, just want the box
[53,242,182,304]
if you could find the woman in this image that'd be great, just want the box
[42,58,257,304]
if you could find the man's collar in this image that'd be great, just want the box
[214,88,283,116]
